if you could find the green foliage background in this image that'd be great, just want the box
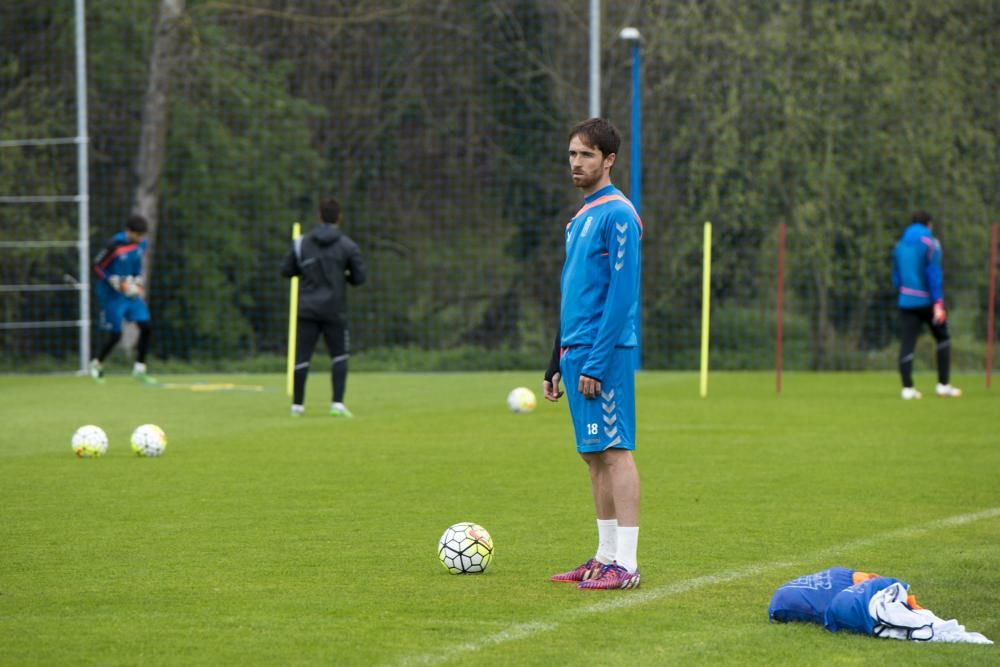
[1,0,998,370]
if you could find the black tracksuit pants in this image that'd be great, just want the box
[293,317,349,406]
[898,306,950,388]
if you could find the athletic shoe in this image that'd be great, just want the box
[132,369,158,385]
[550,558,604,583]
[577,562,641,590]
[329,403,353,418]
[291,404,305,417]
[935,383,962,398]
[901,387,922,400]
[89,359,105,384]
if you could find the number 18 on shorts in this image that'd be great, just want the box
[561,347,636,454]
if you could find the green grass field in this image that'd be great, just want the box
[1,371,997,665]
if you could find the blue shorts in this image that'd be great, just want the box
[99,294,150,333]
[561,346,636,453]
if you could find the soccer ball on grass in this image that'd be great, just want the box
[506,386,536,413]
[438,522,494,574]
[131,424,167,457]
[72,425,109,458]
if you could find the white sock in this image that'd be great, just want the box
[595,519,618,564]
[133,362,147,374]
[616,526,639,572]
[332,402,347,411]
[291,404,304,415]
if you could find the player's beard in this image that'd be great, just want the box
[571,168,602,191]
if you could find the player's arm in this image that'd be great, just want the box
[580,211,641,383]
[345,241,367,286]
[891,247,901,291]
[543,330,563,401]
[280,245,300,278]
[92,239,119,281]
[926,239,946,323]
[92,240,136,295]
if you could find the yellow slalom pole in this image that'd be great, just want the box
[699,221,712,398]
[286,222,301,397]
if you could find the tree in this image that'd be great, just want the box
[132,0,186,292]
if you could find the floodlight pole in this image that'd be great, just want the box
[589,0,601,118]
[620,27,642,368]
[75,0,91,374]
[619,27,642,216]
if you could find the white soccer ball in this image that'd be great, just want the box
[438,522,494,574]
[131,424,167,457]
[72,425,108,458]
[506,386,536,413]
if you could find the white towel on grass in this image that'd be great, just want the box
[869,582,993,644]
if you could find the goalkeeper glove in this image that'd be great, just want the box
[115,276,144,298]
[128,277,145,298]
[933,300,946,325]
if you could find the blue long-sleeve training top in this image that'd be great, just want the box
[892,222,943,309]
[559,184,643,381]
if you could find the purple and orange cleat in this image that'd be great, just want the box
[550,558,604,583]
[577,562,640,590]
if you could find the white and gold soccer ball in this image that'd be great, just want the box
[72,425,109,458]
[506,386,536,414]
[131,424,167,457]
[438,522,494,574]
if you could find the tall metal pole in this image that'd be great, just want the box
[620,28,641,215]
[630,42,641,213]
[986,222,998,389]
[620,27,642,367]
[75,0,91,373]
[776,223,786,393]
[589,0,600,118]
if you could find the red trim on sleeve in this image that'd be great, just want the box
[93,243,140,278]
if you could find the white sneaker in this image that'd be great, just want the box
[329,402,354,418]
[935,383,962,398]
[901,387,922,400]
[89,359,104,384]
[291,404,305,417]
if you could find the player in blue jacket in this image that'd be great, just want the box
[544,118,643,590]
[891,211,960,399]
[90,214,155,384]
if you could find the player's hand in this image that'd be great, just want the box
[933,300,947,325]
[120,277,144,298]
[543,372,564,402]
[578,374,602,400]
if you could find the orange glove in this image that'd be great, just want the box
[117,276,144,298]
[933,300,946,325]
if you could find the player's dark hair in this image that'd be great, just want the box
[568,118,621,158]
[126,214,149,234]
[319,198,341,224]
[911,210,933,225]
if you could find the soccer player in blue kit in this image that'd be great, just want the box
[544,118,643,590]
[892,210,961,399]
[90,213,156,384]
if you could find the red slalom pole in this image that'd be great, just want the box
[776,222,785,393]
[987,223,998,389]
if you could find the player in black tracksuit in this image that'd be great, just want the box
[281,197,366,417]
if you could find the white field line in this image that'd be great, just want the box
[396,507,1000,667]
